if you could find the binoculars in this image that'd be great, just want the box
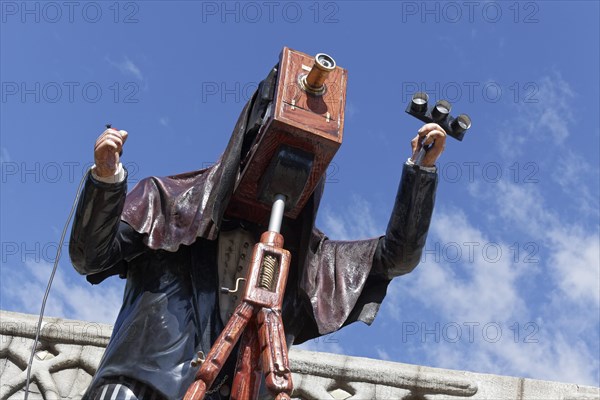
[405,92,472,141]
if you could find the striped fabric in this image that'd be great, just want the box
[91,377,165,400]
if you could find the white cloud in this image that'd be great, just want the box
[106,56,144,81]
[323,165,598,385]
[484,181,554,235]
[455,166,598,385]
[0,147,10,163]
[319,182,599,385]
[159,117,170,127]
[1,260,124,324]
[321,195,382,240]
[420,72,599,385]
[400,209,527,323]
[497,72,576,158]
[379,205,599,385]
[471,179,599,307]
[519,73,575,144]
[375,347,391,361]
[474,330,600,385]
[552,150,600,219]
[546,226,600,305]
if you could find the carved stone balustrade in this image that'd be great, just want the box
[1,310,598,400]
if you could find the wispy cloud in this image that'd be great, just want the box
[0,147,11,163]
[547,227,600,305]
[321,194,382,240]
[552,150,600,219]
[497,72,576,157]
[106,56,144,81]
[400,73,597,385]
[319,72,599,386]
[404,209,527,322]
[1,260,124,324]
[376,347,391,361]
[471,178,599,308]
[380,203,599,385]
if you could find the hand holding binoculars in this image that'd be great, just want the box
[405,92,472,141]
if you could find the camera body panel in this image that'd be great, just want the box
[226,47,347,226]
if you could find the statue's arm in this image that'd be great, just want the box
[293,132,441,335]
[69,168,145,275]
[297,164,438,335]
[371,161,438,280]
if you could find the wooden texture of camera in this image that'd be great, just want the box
[226,47,347,226]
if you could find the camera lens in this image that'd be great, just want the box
[315,53,336,70]
[304,53,336,94]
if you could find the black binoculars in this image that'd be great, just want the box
[405,92,472,141]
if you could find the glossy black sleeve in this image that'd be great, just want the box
[371,163,438,279]
[69,170,146,276]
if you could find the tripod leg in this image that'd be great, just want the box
[184,302,255,400]
[257,308,293,398]
[231,318,262,399]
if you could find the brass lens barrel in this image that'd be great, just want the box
[304,53,336,93]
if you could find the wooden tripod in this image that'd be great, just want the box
[184,195,293,400]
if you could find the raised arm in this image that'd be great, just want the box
[371,161,437,279]
[296,124,446,337]
[69,128,145,277]
[372,123,445,279]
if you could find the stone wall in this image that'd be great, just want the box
[1,310,599,400]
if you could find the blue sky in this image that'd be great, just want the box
[1,0,599,387]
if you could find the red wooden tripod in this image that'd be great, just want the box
[184,195,293,400]
[185,47,347,400]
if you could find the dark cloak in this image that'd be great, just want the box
[71,68,437,399]
[118,96,385,338]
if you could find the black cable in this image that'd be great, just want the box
[23,168,91,399]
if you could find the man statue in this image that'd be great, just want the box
[69,68,446,400]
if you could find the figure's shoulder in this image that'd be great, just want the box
[128,167,212,194]
[163,167,212,181]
